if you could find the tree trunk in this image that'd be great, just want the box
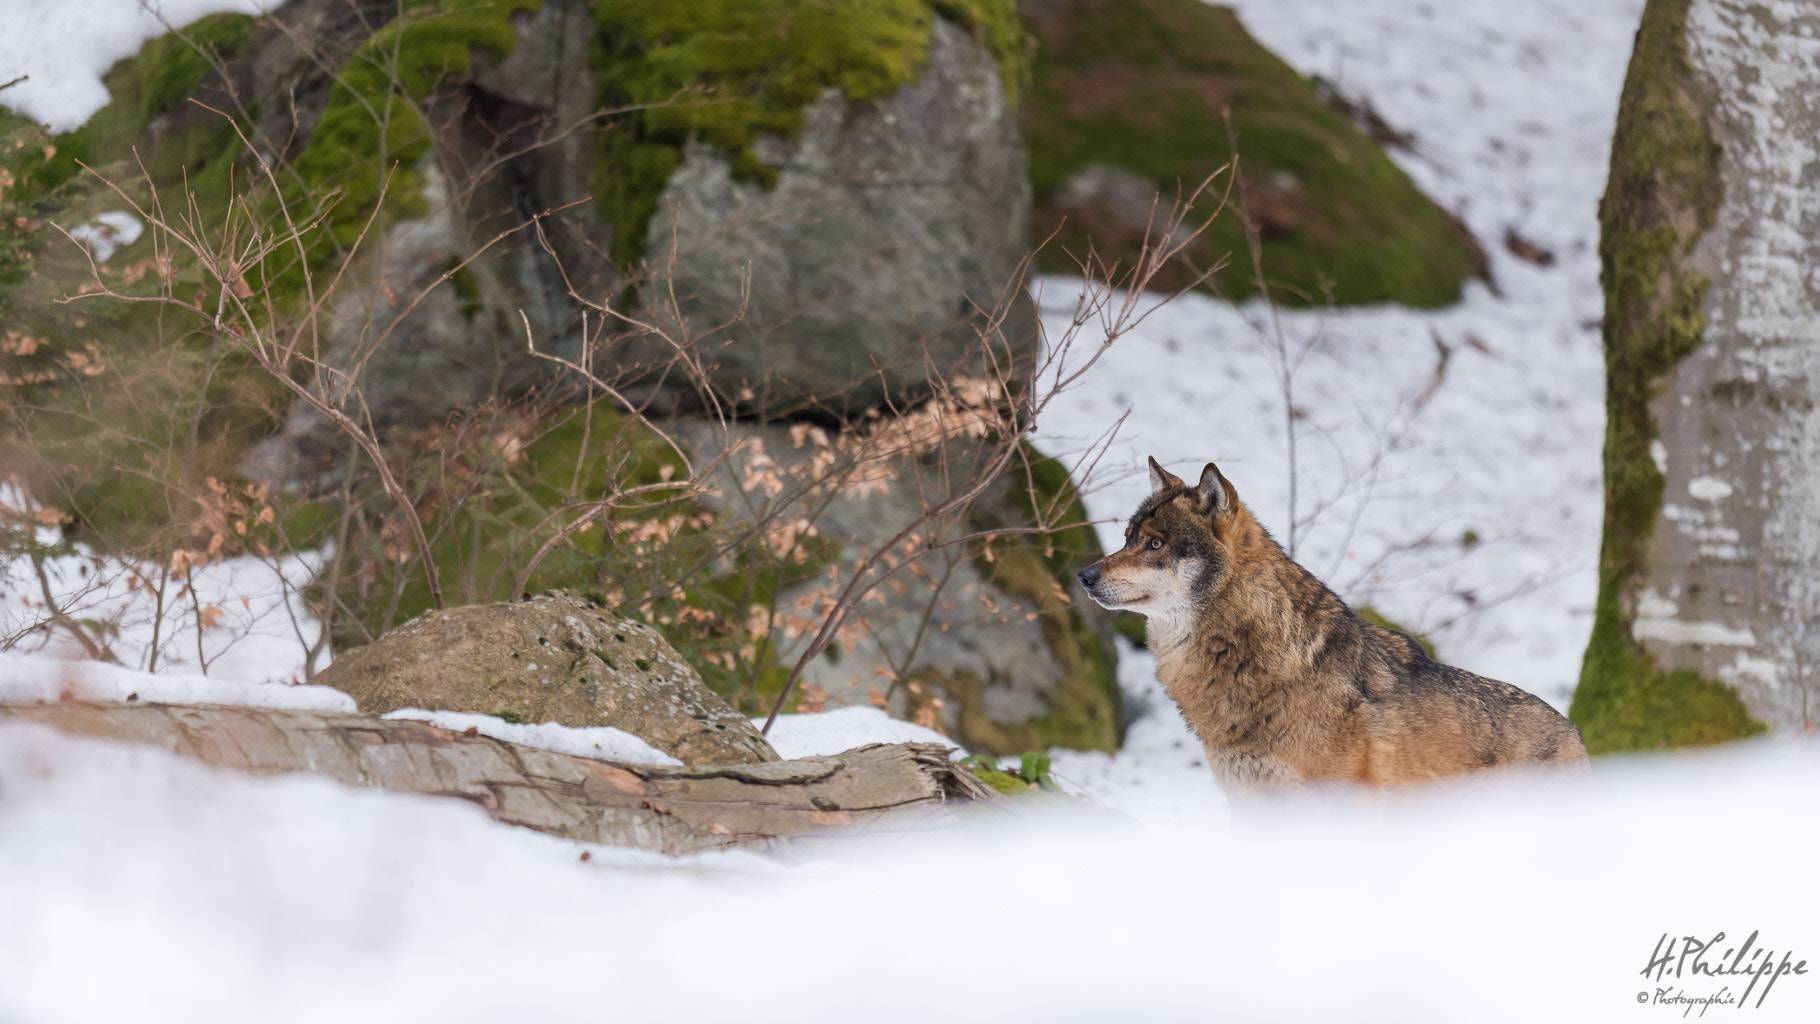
[0,701,1003,856]
[1573,0,1820,751]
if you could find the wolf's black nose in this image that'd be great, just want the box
[1077,565,1101,589]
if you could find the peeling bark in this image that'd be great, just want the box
[0,701,1003,856]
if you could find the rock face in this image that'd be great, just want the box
[219,1,1034,480]
[244,0,618,489]
[315,592,779,765]
[679,420,1121,755]
[1572,0,1819,750]
[636,16,1038,418]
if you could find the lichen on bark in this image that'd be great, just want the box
[1567,0,1762,754]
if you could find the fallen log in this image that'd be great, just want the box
[0,701,1004,856]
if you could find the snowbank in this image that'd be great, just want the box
[2,721,1815,1024]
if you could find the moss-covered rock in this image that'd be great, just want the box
[310,398,686,642]
[284,0,540,251]
[615,6,1039,418]
[1022,0,1485,307]
[315,591,779,764]
[589,0,1029,266]
[1567,0,1762,754]
[955,443,1121,752]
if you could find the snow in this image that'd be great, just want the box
[63,209,143,263]
[382,708,682,766]
[0,491,327,684]
[0,651,352,710]
[3,719,1818,1024]
[757,705,957,760]
[0,0,271,132]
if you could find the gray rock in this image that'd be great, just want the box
[633,17,1040,418]
[244,161,551,492]
[314,592,778,765]
[244,8,1036,486]
[676,419,1120,754]
[243,0,617,491]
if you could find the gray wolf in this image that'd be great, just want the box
[1077,458,1588,794]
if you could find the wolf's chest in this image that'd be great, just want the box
[1153,649,1308,790]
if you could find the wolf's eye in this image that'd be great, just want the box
[1147,537,1163,551]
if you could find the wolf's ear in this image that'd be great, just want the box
[1197,463,1233,518]
[1148,456,1185,494]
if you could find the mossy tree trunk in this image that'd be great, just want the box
[1571,0,1820,751]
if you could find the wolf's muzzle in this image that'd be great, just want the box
[1076,564,1102,590]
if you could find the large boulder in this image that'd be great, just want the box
[678,419,1122,756]
[226,0,1034,479]
[1570,0,1815,751]
[315,592,779,765]
[632,15,1039,418]
[1,1,1037,499]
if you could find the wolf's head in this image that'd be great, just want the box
[1076,457,1246,627]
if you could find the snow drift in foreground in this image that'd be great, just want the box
[2,721,1815,1024]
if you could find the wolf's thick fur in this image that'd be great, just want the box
[1078,458,1587,793]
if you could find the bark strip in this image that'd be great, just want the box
[0,701,1003,856]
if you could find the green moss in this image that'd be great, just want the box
[313,398,835,720]
[965,760,1035,797]
[1355,605,1436,660]
[1567,0,1763,754]
[1022,0,1483,307]
[445,258,485,318]
[588,0,1027,266]
[278,0,540,295]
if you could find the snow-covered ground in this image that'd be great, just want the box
[1,487,327,684]
[3,713,1818,1024]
